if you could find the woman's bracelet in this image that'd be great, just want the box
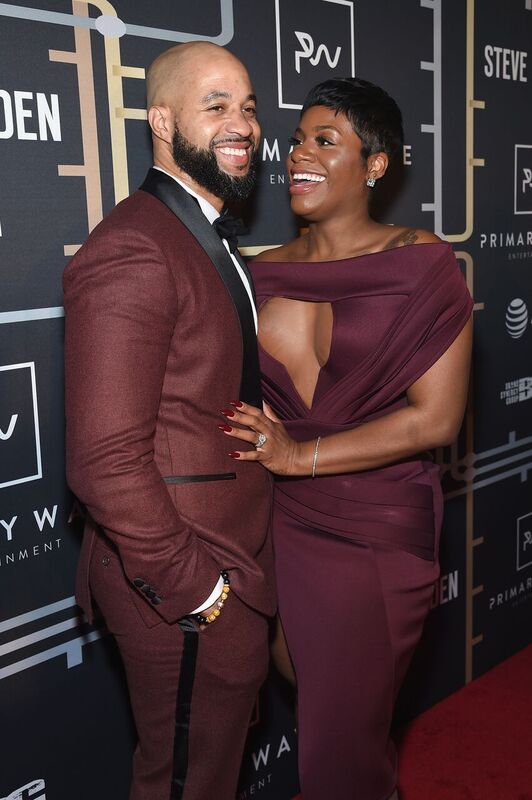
[193,571,230,626]
[311,436,321,479]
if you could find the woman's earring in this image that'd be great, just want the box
[366,175,376,188]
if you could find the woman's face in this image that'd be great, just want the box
[286,105,370,222]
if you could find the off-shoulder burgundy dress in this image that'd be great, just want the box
[249,243,473,800]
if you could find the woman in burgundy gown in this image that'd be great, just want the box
[220,78,473,800]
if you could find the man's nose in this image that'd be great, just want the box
[225,109,254,137]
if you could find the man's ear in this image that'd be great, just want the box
[148,104,173,143]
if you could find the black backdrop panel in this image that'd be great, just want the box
[1,1,531,798]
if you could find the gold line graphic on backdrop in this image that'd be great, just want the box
[49,0,103,256]
[459,251,482,682]
[437,251,484,683]
[87,0,145,204]
[420,0,485,242]
[444,0,485,243]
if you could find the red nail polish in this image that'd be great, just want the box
[230,400,243,408]
[218,424,233,432]
[221,408,235,417]
[228,452,241,458]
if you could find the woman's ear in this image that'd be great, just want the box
[367,151,389,181]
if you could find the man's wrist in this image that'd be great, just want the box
[193,571,231,626]
[189,575,225,615]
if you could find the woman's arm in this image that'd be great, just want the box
[220,317,472,476]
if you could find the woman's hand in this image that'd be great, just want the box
[218,401,303,476]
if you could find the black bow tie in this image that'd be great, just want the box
[212,212,248,254]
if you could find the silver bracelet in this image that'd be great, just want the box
[311,436,321,479]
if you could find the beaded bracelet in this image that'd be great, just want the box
[193,571,231,626]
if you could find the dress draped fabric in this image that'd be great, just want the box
[250,242,473,800]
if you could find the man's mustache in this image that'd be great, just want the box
[211,136,255,147]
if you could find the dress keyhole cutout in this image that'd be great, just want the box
[258,298,334,410]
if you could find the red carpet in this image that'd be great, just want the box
[397,645,532,800]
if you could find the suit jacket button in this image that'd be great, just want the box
[133,578,145,588]
[151,595,162,605]
[101,556,111,567]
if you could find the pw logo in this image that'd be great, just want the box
[0,414,18,440]
[514,145,532,213]
[0,779,45,800]
[294,31,341,73]
[517,513,532,571]
[522,167,532,194]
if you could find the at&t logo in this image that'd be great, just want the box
[0,780,45,800]
[505,298,529,338]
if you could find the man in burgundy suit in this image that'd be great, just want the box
[63,42,274,800]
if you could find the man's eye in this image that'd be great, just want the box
[207,105,224,112]
[243,106,257,115]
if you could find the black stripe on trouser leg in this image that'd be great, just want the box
[170,618,199,800]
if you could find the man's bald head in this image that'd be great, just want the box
[147,41,243,109]
[146,41,260,207]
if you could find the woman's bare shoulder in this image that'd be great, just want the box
[386,227,443,247]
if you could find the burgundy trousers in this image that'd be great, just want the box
[89,535,269,800]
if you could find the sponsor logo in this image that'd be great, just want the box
[0,502,65,571]
[483,45,527,82]
[294,31,342,73]
[274,0,355,109]
[0,596,102,681]
[505,298,529,338]
[517,513,532,571]
[479,230,532,248]
[430,570,459,608]
[0,363,42,489]
[0,780,45,800]
[239,731,295,799]
[488,576,532,609]
[488,515,532,608]
[500,377,532,404]
[0,89,61,141]
[237,775,273,798]
[515,145,532,214]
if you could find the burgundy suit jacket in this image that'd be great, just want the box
[63,169,275,628]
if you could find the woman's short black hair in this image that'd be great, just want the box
[301,77,404,163]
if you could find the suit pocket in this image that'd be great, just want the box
[162,472,236,485]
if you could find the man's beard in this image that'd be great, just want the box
[172,126,258,203]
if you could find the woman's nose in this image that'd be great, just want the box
[290,143,314,163]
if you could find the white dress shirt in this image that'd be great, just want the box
[152,167,257,613]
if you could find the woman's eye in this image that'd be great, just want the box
[288,136,302,146]
[316,135,333,146]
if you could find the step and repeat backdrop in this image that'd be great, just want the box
[1,1,531,798]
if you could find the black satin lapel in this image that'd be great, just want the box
[139,169,262,407]
[233,248,257,305]
[140,169,234,277]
